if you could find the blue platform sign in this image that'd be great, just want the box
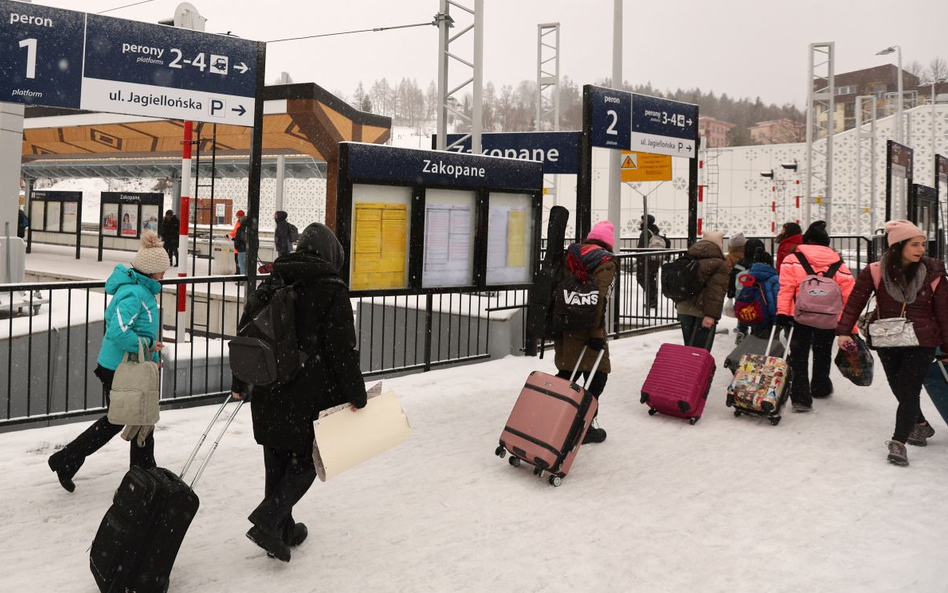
[0,1,85,109]
[443,131,579,174]
[630,93,698,158]
[589,86,632,150]
[0,0,260,126]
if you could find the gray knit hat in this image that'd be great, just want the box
[133,231,171,274]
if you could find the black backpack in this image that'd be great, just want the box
[661,254,705,302]
[551,247,602,333]
[233,224,247,252]
[288,223,299,243]
[229,275,304,388]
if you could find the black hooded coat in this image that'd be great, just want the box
[232,223,366,454]
[274,211,292,257]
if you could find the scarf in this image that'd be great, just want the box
[882,262,927,305]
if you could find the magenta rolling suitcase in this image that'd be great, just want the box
[640,332,715,425]
[496,348,604,487]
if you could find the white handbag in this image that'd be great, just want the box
[867,302,919,348]
[107,338,160,426]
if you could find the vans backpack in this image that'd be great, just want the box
[661,254,705,302]
[229,275,304,387]
[551,246,602,333]
[288,223,299,243]
[792,251,844,329]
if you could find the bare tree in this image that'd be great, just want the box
[905,59,925,81]
[929,56,948,83]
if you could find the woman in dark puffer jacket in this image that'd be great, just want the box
[837,220,948,467]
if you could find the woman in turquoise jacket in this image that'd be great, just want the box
[48,232,170,492]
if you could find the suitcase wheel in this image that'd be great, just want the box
[548,475,563,487]
[689,417,698,425]
[495,446,506,458]
[508,456,521,468]
[533,466,543,477]
[640,393,649,404]
[734,410,742,418]
[770,416,782,426]
[648,408,658,416]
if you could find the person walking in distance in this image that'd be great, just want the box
[229,210,245,273]
[775,221,855,412]
[675,231,730,351]
[775,222,803,271]
[636,214,666,309]
[232,223,367,562]
[47,232,169,492]
[159,209,180,267]
[553,220,617,444]
[837,221,948,466]
[273,211,293,259]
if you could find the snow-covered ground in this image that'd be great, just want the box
[2,319,947,593]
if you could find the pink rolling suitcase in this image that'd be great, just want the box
[496,348,604,487]
[640,331,715,424]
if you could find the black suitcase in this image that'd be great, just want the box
[90,397,242,593]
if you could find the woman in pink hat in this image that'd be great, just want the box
[552,220,617,444]
[837,220,948,466]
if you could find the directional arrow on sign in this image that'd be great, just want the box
[232,105,246,116]
[687,118,693,126]
[234,62,249,74]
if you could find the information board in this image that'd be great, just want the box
[350,185,411,291]
[587,85,697,157]
[620,151,673,182]
[28,190,82,234]
[422,190,475,287]
[441,132,579,175]
[486,193,535,285]
[0,0,260,125]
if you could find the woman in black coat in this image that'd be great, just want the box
[232,222,366,562]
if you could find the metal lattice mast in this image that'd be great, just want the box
[804,42,835,230]
[855,95,878,236]
[537,22,560,210]
[435,0,484,153]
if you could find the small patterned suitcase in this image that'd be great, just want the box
[726,326,794,426]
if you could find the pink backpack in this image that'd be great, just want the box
[792,252,844,329]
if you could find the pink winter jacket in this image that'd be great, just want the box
[776,244,856,321]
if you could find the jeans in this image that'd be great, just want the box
[787,324,836,407]
[249,446,317,534]
[679,314,715,351]
[165,245,178,267]
[236,251,247,275]
[49,366,156,477]
[877,347,933,443]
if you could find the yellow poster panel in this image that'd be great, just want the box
[620,151,673,182]
[506,210,527,268]
[352,203,408,290]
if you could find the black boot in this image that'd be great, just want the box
[48,450,81,493]
[583,426,607,444]
[247,525,291,562]
[283,522,308,547]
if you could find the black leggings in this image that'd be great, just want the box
[877,347,933,443]
[50,366,156,477]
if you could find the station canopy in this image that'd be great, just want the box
[20,83,392,185]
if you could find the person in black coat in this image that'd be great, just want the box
[232,222,366,563]
[273,210,292,258]
[158,210,179,266]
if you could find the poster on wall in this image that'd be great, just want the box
[351,201,409,291]
[486,193,535,285]
[120,204,138,237]
[141,205,160,233]
[102,203,119,236]
[62,202,78,233]
[422,190,475,287]
[31,200,45,232]
[46,201,62,233]
[216,203,226,225]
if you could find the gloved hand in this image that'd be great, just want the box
[586,337,605,352]
[776,314,794,328]
[121,425,154,448]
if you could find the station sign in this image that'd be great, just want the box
[589,86,632,150]
[0,0,259,126]
[587,85,698,157]
[441,131,579,174]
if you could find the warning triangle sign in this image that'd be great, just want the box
[621,154,637,169]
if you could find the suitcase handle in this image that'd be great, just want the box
[688,324,716,349]
[764,325,794,359]
[568,346,607,386]
[179,394,244,490]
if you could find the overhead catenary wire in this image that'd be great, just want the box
[98,0,156,15]
[266,19,437,44]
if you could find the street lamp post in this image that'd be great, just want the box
[877,45,903,144]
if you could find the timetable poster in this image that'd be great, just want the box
[31,200,45,232]
[62,202,79,233]
[422,191,475,287]
[351,202,409,290]
[486,193,534,285]
[46,201,62,233]
[102,203,119,236]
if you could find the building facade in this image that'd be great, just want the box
[697,117,735,148]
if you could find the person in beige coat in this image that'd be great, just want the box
[675,231,730,351]
[553,220,617,444]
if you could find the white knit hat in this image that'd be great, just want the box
[133,231,171,275]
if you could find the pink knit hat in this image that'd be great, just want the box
[884,220,926,246]
[586,220,615,250]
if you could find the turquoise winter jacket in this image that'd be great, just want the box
[97,265,162,370]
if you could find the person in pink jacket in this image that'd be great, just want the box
[776,221,855,411]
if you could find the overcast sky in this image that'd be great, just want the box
[37,0,948,107]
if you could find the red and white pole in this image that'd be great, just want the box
[177,121,193,343]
